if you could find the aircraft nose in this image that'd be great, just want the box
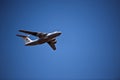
[58,31,62,35]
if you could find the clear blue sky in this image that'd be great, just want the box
[0,0,120,80]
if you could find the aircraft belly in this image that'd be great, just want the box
[26,39,46,46]
[25,34,59,46]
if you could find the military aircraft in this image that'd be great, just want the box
[16,30,61,50]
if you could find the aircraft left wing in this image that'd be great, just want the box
[47,41,56,50]
[19,30,47,38]
[19,30,38,36]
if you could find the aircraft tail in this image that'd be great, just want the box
[16,34,32,44]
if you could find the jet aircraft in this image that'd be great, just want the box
[16,30,61,50]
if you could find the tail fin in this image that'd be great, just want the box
[16,34,32,44]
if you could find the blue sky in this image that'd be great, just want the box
[0,0,120,80]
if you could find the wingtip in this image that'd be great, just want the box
[53,48,56,50]
[19,30,24,32]
[16,34,20,36]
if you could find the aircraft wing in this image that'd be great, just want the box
[47,41,56,50]
[19,30,46,38]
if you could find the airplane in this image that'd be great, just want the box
[16,30,61,50]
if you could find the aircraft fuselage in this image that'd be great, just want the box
[25,31,61,46]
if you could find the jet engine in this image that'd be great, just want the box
[51,38,57,44]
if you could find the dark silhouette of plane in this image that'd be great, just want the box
[16,30,61,50]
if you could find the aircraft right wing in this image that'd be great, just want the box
[19,30,47,38]
[47,41,56,50]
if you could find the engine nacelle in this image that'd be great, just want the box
[37,33,47,38]
[53,40,57,44]
[51,38,55,41]
[51,38,57,44]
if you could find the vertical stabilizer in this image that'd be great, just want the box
[16,34,32,44]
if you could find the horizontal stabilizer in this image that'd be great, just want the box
[16,34,28,38]
[16,34,32,44]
